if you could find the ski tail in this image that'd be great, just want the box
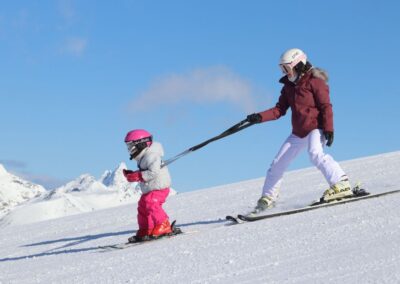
[170,220,182,235]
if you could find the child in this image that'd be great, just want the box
[123,129,174,242]
[246,48,352,213]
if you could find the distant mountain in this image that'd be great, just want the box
[0,164,46,216]
[43,162,145,203]
[0,162,176,226]
[44,174,109,200]
[99,162,176,201]
[100,162,143,203]
[101,162,128,188]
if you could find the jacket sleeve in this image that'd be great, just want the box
[311,78,334,132]
[258,90,289,122]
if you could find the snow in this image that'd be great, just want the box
[0,165,46,217]
[0,163,176,226]
[1,151,400,283]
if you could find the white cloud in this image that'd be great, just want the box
[61,37,87,56]
[129,66,258,113]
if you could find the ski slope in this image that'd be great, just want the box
[1,151,400,283]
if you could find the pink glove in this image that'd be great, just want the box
[123,169,144,182]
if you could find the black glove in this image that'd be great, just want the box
[247,113,262,123]
[324,131,334,147]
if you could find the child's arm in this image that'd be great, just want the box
[123,169,144,182]
[140,153,162,182]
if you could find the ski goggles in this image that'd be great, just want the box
[279,63,292,74]
[126,142,137,155]
[126,137,152,156]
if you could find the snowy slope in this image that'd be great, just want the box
[0,151,399,283]
[0,163,140,226]
[0,164,46,217]
[0,162,177,226]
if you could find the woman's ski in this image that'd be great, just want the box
[226,189,400,224]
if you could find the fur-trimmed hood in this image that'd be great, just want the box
[279,67,329,84]
[311,67,329,82]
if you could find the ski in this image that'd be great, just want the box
[98,221,184,251]
[226,189,400,224]
[98,231,183,251]
[225,215,241,224]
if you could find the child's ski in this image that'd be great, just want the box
[225,215,241,224]
[98,231,183,251]
[98,220,184,251]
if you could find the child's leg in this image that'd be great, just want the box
[148,188,170,225]
[136,192,155,236]
[148,188,172,236]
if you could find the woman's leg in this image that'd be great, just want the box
[262,133,307,198]
[307,129,346,186]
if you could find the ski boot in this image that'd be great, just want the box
[250,195,275,215]
[151,219,173,237]
[152,220,182,239]
[128,228,153,243]
[321,178,353,202]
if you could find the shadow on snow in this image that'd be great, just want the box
[0,229,135,262]
[0,218,226,262]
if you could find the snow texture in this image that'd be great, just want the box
[0,163,176,226]
[0,165,46,217]
[0,151,400,283]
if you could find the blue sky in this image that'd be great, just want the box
[1,0,399,192]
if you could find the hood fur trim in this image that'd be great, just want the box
[311,68,329,82]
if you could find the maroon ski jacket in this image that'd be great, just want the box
[259,68,333,138]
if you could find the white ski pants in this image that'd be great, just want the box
[262,129,346,198]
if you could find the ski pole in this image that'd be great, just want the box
[162,118,254,167]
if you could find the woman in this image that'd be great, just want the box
[247,48,351,213]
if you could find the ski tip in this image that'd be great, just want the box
[226,215,239,223]
[237,214,248,221]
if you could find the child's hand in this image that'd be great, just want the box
[123,169,134,176]
[123,169,144,182]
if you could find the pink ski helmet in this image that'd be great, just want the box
[124,129,153,159]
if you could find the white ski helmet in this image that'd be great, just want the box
[279,48,307,74]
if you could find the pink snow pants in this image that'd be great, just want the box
[137,188,170,231]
